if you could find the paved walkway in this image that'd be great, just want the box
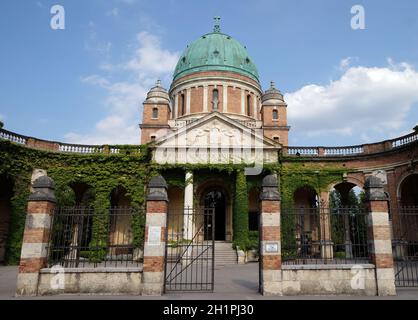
[1,264,417,300]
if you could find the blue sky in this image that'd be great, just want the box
[0,0,417,146]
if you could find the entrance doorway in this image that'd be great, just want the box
[203,190,226,241]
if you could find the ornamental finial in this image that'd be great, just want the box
[270,80,276,89]
[213,16,221,33]
[156,79,161,87]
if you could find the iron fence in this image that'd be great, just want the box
[47,206,145,268]
[164,207,215,292]
[391,206,418,287]
[281,206,369,265]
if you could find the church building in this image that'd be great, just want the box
[1,18,417,297]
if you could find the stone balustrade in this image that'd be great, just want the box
[0,129,27,145]
[0,127,417,157]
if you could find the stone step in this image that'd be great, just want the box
[214,242,237,265]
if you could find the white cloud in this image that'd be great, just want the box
[285,60,418,143]
[106,8,119,17]
[66,32,179,145]
[338,57,358,71]
[84,22,113,59]
[125,32,180,77]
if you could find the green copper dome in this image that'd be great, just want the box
[173,18,259,82]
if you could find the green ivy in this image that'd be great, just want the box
[0,138,353,264]
[233,170,249,250]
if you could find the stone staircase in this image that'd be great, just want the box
[214,241,237,266]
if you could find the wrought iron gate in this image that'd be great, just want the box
[392,206,418,287]
[164,207,215,292]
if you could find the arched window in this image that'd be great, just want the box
[212,89,219,111]
[246,95,251,116]
[152,107,158,119]
[273,136,280,143]
[150,135,156,142]
[272,109,278,120]
[180,94,185,116]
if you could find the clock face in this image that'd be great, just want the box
[265,243,278,253]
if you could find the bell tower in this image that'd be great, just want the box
[140,80,171,144]
[261,81,290,146]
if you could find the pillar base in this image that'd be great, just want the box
[260,270,282,296]
[375,268,396,296]
[16,273,39,296]
[142,271,164,296]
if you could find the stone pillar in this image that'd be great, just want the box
[174,93,178,118]
[365,176,396,296]
[319,192,333,259]
[186,88,191,115]
[183,171,194,240]
[203,85,208,112]
[142,175,168,296]
[16,176,56,296]
[259,174,282,296]
[241,88,245,115]
[223,84,228,113]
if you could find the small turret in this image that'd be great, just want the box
[140,80,171,144]
[261,81,290,146]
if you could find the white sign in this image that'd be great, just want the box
[148,226,161,246]
[265,243,278,253]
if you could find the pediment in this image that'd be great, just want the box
[153,112,280,165]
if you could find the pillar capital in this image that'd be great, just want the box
[146,175,168,201]
[27,176,56,203]
[364,176,388,201]
[260,174,280,201]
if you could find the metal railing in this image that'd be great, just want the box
[165,207,215,292]
[47,206,145,268]
[391,206,418,287]
[281,206,369,265]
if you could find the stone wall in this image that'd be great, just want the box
[282,264,377,296]
[37,268,142,295]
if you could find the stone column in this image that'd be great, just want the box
[142,175,168,296]
[365,176,396,296]
[203,85,208,112]
[183,171,194,241]
[186,88,191,115]
[317,193,333,259]
[174,93,179,118]
[223,84,228,113]
[16,176,56,296]
[259,174,282,296]
[241,88,245,115]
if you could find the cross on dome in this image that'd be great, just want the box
[213,16,221,33]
